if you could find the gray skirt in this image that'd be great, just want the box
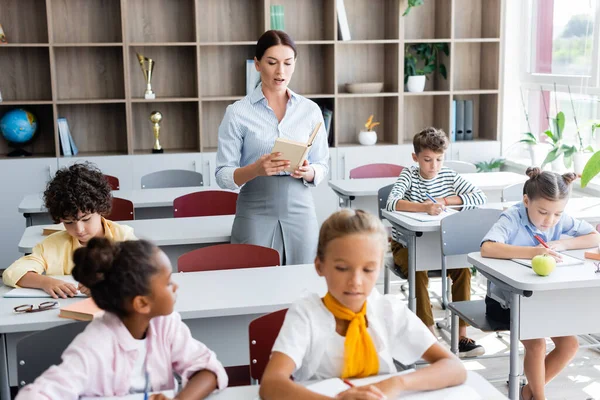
[231,175,318,265]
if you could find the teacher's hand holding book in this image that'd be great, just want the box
[290,159,315,181]
[254,152,291,176]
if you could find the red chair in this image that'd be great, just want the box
[177,244,280,273]
[248,309,288,383]
[173,191,238,218]
[349,163,404,179]
[104,174,120,190]
[107,197,134,221]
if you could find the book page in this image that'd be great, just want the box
[393,208,458,222]
[512,253,584,268]
[4,275,85,298]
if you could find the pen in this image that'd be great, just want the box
[533,234,549,249]
[343,379,355,388]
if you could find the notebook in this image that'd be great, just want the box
[4,275,86,298]
[393,208,458,222]
[512,253,585,268]
[584,248,600,261]
[81,391,174,399]
[271,122,321,174]
[307,374,481,399]
[59,298,102,321]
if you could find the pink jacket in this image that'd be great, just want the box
[16,312,228,399]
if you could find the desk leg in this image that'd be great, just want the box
[24,213,32,228]
[509,293,521,400]
[0,334,10,400]
[407,233,417,312]
[384,264,390,294]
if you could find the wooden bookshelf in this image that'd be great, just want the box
[0,0,503,157]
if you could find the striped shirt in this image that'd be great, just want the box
[386,166,486,240]
[215,83,330,190]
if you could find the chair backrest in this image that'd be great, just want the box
[104,174,120,190]
[377,184,394,220]
[248,308,288,382]
[440,208,502,257]
[107,197,134,221]
[173,190,238,218]
[502,182,525,202]
[444,160,477,173]
[17,322,89,387]
[141,170,204,189]
[349,163,404,179]
[177,243,280,272]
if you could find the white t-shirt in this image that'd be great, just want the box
[129,338,148,394]
[272,289,437,381]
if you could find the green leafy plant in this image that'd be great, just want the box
[581,150,600,187]
[404,43,449,84]
[475,158,505,172]
[541,111,579,168]
[518,87,538,146]
[402,0,424,16]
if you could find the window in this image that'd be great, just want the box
[507,0,600,163]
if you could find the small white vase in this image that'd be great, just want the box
[406,75,426,92]
[551,154,564,173]
[358,130,377,145]
[527,144,546,167]
[574,151,593,176]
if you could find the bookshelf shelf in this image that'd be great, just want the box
[1,0,502,157]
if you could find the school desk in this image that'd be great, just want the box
[467,249,600,400]
[0,264,327,399]
[328,171,528,208]
[88,371,507,399]
[380,198,600,312]
[19,186,236,226]
[17,215,235,267]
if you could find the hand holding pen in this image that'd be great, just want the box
[533,235,563,262]
[336,379,387,400]
[424,193,446,216]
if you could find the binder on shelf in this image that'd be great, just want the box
[58,118,78,156]
[455,100,465,141]
[464,100,474,140]
[323,107,333,147]
[270,5,285,30]
[450,100,456,142]
[58,117,72,156]
[336,0,351,41]
[246,59,261,95]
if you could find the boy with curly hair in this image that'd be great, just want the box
[386,127,486,358]
[2,162,136,298]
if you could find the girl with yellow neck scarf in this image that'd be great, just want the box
[260,209,466,399]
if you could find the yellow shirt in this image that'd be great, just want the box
[2,218,136,287]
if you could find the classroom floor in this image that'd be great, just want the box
[380,276,600,400]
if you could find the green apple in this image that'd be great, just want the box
[531,254,556,276]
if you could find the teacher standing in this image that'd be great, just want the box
[215,30,329,265]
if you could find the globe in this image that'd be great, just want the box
[0,108,38,156]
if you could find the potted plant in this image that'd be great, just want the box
[567,86,595,175]
[402,0,424,16]
[475,158,505,173]
[541,110,577,172]
[358,114,380,145]
[517,87,548,166]
[404,43,449,93]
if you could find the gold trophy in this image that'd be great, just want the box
[149,111,164,153]
[136,53,156,99]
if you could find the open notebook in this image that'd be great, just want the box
[393,208,458,222]
[512,253,584,268]
[81,390,174,399]
[307,373,481,400]
[4,275,86,298]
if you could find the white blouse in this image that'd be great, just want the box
[272,289,437,382]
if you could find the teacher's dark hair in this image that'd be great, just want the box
[255,30,297,60]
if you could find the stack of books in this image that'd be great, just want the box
[58,117,79,156]
[270,5,285,30]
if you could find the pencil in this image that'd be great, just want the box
[343,379,355,388]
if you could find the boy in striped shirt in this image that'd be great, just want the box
[386,127,486,358]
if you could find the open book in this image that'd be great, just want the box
[307,374,481,399]
[271,122,322,174]
[512,253,584,268]
[4,275,86,298]
[393,208,458,222]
